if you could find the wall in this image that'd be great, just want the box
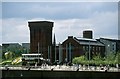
[2,70,120,79]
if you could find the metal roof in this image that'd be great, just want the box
[74,37,104,46]
[100,38,120,42]
[28,21,53,23]
[22,53,42,56]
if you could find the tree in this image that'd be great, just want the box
[4,51,14,60]
[105,53,116,66]
[115,52,120,64]
[92,54,103,65]
[72,55,87,64]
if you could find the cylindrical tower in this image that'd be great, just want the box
[83,30,93,39]
[28,21,53,59]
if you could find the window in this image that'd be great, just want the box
[96,47,98,51]
[92,52,94,55]
[93,46,95,51]
[83,46,85,50]
[86,46,88,51]
[99,47,101,51]
[112,44,115,51]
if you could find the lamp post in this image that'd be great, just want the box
[66,44,68,63]
[68,43,72,63]
[107,44,110,57]
[88,40,91,70]
[89,41,91,61]
[38,42,40,63]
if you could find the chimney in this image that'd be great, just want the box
[68,36,73,39]
[83,30,93,39]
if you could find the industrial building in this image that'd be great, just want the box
[28,21,55,63]
[61,31,105,63]
[2,21,120,65]
[25,21,120,64]
[97,38,120,56]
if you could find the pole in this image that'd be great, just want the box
[88,41,91,70]
[48,46,49,60]
[69,43,72,62]
[66,44,68,62]
[89,41,90,61]
[59,43,62,64]
[59,44,61,63]
[38,42,39,63]
[50,46,51,63]
[55,45,56,62]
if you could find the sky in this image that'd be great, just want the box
[1,0,119,45]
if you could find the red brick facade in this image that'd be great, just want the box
[62,36,105,62]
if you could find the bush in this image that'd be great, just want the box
[72,52,120,66]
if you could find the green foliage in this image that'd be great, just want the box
[115,52,120,64]
[1,59,13,65]
[93,54,102,61]
[12,57,22,65]
[4,51,14,60]
[2,45,29,60]
[72,55,86,64]
[1,45,29,66]
[106,53,115,61]
[72,52,120,66]
[1,56,22,66]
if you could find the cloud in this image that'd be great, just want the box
[0,3,2,45]
[53,11,118,43]
[2,2,118,44]
[2,2,118,20]
[54,10,118,40]
[2,7,118,43]
[2,0,120,2]
[2,18,30,44]
[118,2,120,40]
[2,10,118,44]
[0,19,2,45]
[91,11,118,38]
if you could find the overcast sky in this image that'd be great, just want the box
[1,1,119,45]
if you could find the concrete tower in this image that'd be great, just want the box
[28,21,53,59]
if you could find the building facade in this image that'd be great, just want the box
[61,36,105,63]
[98,38,120,56]
[28,21,54,62]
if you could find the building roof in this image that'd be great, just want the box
[100,38,120,42]
[74,37,104,46]
[2,43,21,46]
[28,21,53,23]
[28,21,53,28]
[22,53,42,56]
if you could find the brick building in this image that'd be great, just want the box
[61,36,105,63]
[28,21,54,61]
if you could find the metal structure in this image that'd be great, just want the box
[22,53,44,66]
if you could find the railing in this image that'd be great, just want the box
[0,64,119,72]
